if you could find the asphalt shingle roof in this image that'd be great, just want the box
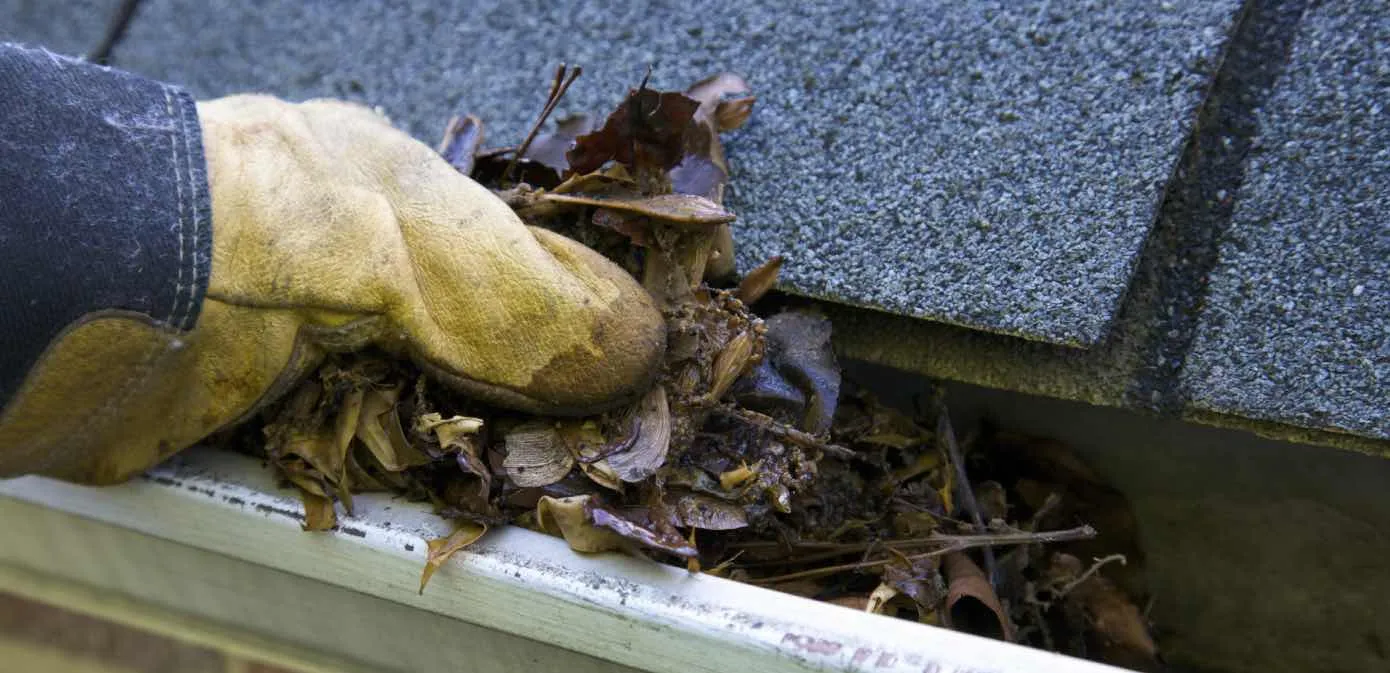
[42,0,1240,346]
[2,0,1386,449]
[1180,2,1390,440]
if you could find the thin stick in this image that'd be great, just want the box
[1057,553,1127,598]
[745,526,1096,585]
[503,64,582,184]
[729,525,1095,553]
[718,406,860,461]
[937,409,997,585]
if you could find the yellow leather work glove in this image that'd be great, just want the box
[0,95,664,485]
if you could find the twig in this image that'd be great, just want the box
[503,64,582,184]
[717,406,860,461]
[88,0,142,64]
[744,526,1097,585]
[1057,553,1127,598]
[937,409,997,586]
[728,525,1097,554]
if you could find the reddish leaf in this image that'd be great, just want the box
[567,85,700,176]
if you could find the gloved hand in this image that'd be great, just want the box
[0,95,664,485]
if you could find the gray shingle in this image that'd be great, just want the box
[98,0,1237,345]
[0,0,120,56]
[1181,2,1390,440]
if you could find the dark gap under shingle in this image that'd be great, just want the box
[1115,0,1310,413]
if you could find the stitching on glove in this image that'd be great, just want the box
[175,88,205,333]
[162,85,187,328]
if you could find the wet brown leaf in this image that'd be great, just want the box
[668,491,748,530]
[542,192,734,226]
[606,386,671,483]
[503,420,574,488]
[943,552,1013,641]
[419,521,488,594]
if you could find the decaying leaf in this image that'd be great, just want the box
[356,386,432,471]
[943,552,1013,641]
[419,521,488,593]
[606,386,671,483]
[232,67,1148,670]
[668,491,748,530]
[541,192,735,226]
[536,495,628,554]
[415,412,489,504]
[587,503,698,557]
[503,420,574,488]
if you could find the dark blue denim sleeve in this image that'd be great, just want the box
[0,43,210,408]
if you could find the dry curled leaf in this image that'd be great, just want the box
[579,459,623,492]
[298,490,336,532]
[866,582,931,622]
[503,421,575,488]
[606,386,671,483]
[707,329,757,402]
[419,521,488,593]
[714,95,756,132]
[736,256,783,305]
[567,85,700,177]
[356,386,432,472]
[415,412,489,503]
[943,552,1013,641]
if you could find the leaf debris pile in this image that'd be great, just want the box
[231,67,1159,670]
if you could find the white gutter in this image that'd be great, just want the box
[0,447,1126,673]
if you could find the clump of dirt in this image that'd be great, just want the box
[226,67,1157,669]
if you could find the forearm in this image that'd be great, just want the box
[0,42,210,409]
